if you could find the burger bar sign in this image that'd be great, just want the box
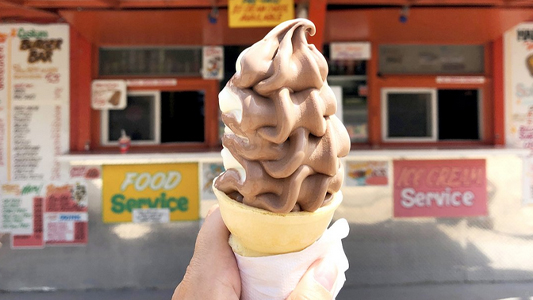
[393,159,487,218]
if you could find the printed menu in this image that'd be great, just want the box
[0,24,69,182]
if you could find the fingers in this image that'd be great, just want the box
[287,258,338,300]
[197,205,230,249]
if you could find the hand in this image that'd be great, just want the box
[287,258,338,300]
[172,205,241,300]
[172,205,338,300]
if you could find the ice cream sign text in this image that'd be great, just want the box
[102,163,199,223]
[393,159,487,218]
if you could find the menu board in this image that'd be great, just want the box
[0,182,88,249]
[0,24,69,182]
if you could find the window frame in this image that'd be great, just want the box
[381,88,438,142]
[100,90,161,146]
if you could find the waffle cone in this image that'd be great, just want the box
[213,186,343,257]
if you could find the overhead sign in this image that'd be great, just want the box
[228,0,294,28]
[393,159,487,218]
[330,42,371,60]
[91,80,127,110]
[102,163,199,223]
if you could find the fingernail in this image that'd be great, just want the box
[313,259,337,292]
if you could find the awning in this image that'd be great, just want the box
[59,9,272,46]
[325,8,533,44]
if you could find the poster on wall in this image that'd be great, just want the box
[504,23,533,205]
[0,182,87,249]
[202,47,224,80]
[91,80,126,110]
[393,159,487,218]
[200,162,224,200]
[101,163,199,223]
[228,0,294,28]
[344,160,388,187]
[43,182,88,246]
[0,24,70,183]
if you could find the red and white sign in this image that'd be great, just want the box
[330,42,371,60]
[126,79,177,87]
[436,76,485,84]
[393,159,487,218]
[91,80,126,110]
[44,183,88,245]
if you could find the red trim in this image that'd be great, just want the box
[308,0,327,50]
[493,37,505,145]
[69,28,92,151]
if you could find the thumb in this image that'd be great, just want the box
[287,258,338,300]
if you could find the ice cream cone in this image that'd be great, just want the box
[213,185,343,257]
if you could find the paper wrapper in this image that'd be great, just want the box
[213,186,349,299]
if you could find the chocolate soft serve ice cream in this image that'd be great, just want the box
[215,18,350,214]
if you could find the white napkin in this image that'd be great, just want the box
[234,218,350,300]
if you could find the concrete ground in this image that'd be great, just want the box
[1,282,533,300]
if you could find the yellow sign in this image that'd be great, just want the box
[228,0,294,28]
[102,163,199,223]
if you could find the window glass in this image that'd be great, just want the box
[438,89,479,140]
[160,91,205,143]
[382,88,481,141]
[102,90,207,145]
[328,77,368,143]
[387,92,433,138]
[107,93,157,143]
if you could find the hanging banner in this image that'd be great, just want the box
[228,0,294,28]
[91,80,126,110]
[504,23,533,204]
[101,163,199,223]
[0,24,70,183]
[202,46,224,80]
[345,160,388,187]
[393,159,487,218]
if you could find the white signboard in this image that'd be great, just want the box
[0,24,70,182]
[504,23,533,204]
[203,46,224,80]
[330,42,371,60]
[132,208,170,223]
[436,76,485,84]
[91,80,126,110]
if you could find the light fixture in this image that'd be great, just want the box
[399,5,409,24]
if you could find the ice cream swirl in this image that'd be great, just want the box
[215,18,350,213]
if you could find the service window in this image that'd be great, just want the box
[101,90,205,145]
[382,88,481,142]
